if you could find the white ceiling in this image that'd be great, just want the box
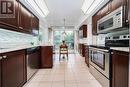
[44,0,84,28]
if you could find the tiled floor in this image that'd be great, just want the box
[23,53,102,87]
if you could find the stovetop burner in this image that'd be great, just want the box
[90,45,110,50]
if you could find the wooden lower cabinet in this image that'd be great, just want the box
[78,44,85,57]
[40,46,53,68]
[1,50,26,87]
[84,45,89,67]
[112,50,129,87]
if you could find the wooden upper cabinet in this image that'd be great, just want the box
[82,25,87,38]
[111,0,123,11]
[100,4,110,18]
[19,4,32,34]
[92,11,101,35]
[79,25,87,38]
[0,0,19,30]
[31,14,39,32]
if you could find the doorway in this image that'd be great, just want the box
[53,30,74,53]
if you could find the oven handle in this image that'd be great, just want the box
[89,48,109,53]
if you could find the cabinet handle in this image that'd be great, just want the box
[0,57,2,60]
[3,56,7,59]
[126,20,129,23]
[106,11,110,15]
[19,27,23,29]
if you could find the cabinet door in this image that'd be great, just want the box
[2,50,26,87]
[111,0,123,11]
[83,25,87,38]
[31,14,39,34]
[112,50,128,87]
[84,46,89,67]
[31,15,39,30]
[100,4,110,18]
[0,0,19,30]
[19,4,32,33]
[92,11,101,35]
[41,46,53,68]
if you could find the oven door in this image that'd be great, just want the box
[92,50,105,70]
[89,48,110,79]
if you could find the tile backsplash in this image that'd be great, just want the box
[0,28,39,48]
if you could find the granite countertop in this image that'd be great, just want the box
[110,47,129,52]
[0,45,40,54]
[0,44,54,54]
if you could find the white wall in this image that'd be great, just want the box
[86,18,93,45]
[39,20,49,44]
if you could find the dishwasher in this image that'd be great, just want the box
[26,47,40,80]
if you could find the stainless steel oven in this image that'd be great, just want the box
[89,47,111,87]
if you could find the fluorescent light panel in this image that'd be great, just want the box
[25,0,49,17]
[34,0,49,17]
[81,0,104,14]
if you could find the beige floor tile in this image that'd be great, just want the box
[52,82,64,87]
[38,82,52,87]
[65,83,78,87]
[23,54,102,87]
[89,80,102,87]
[77,82,91,87]
[23,82,39,87]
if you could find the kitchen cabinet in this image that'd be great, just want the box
[79,25,87,38]
[0,0,19,31]
[1,50,26,87]
[100,3,111,18]
[92,11,101,35]
[19,4,32,34]
[78,44,85,57]
[0,0,39,34]
[84,45,89,67]
[40,46,53,68]
[112,50,129,87]
[31,14,39,31]
[110,0,123,11]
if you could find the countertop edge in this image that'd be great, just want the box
[0,45,53,54]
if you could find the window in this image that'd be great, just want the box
[53,31,74,50]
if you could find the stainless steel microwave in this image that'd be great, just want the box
[97,6,123,33]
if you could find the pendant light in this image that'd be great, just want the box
[62,19,67,35]
[62,19,67,41]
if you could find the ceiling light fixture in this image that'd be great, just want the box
[25,0,49,17]
[81,0,104,14]
[62,19,67,35]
